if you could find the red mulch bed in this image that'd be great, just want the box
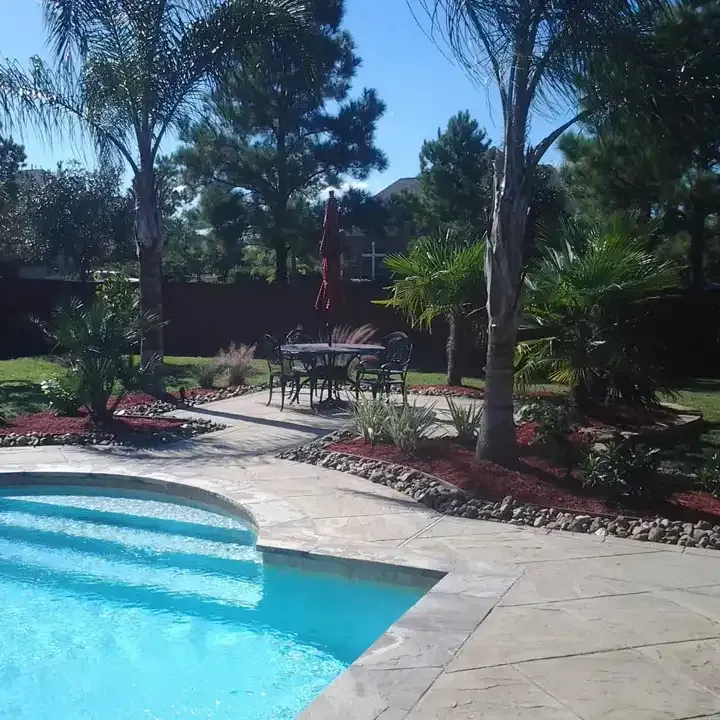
[409,384,484,398]
[116,388,218,410]
[327,434,720,523]
[0,410,189,437]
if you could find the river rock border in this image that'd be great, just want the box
[0,418,225,448]
[278,433,720,552]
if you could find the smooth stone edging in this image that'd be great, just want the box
[278,436,720,552]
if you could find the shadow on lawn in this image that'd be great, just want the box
[0,381,46,417]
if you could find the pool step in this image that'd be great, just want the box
[0,520,263,582]
[0,496,255,546]
[0,536,264,610]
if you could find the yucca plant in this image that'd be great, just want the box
[352,396,389,445]
[518,217,680,410]
[378,226,485,386]
[447,398,483,444]
[384,401,438,453]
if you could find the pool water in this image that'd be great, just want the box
[0,488,427,720]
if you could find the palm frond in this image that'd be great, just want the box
[378,226,485,329]
[2,0,310,171]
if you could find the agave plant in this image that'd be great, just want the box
[379,226,485,386]
[518,216,680,409]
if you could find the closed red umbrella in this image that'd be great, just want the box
[315,190,343,331]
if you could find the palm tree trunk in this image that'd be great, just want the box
[476,149,529,463]
[134,168,164,391]
[275,238,288,285]
[446,313,463,386]
[689,209,706,292]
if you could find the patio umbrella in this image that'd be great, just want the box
[315,190,343,343]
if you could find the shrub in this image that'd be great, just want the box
[216,343,256,387]
[41,371,84,416]
[194,361,221,390]
[384,401,437,453]
[519,216,680,410]
[95,273,138,328]
[582,441,663,499]
[696,454,720,498]
[37,297,159,420]
[516,401,572,444]
[331,323,378,345]
[352,396,389,445]
[447,398,483,444]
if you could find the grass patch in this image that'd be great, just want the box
[0,356,270,418]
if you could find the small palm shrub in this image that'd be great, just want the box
[384,401,437,453]
[447,398,483,444]
[582,441,664,499]
[194,361,222,390]
[37,297,159,420]
[519,217,680,410]
[696,454,720,498]
[41,371,84,416]
[352,397,389,445]
[217,343,256,386]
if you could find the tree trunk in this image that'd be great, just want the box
[275,238,288,285]
[689,210,706,292]
[134,168,164,392]
[290,247,297,280]
[476,150,530,463]
[446,313,463,386]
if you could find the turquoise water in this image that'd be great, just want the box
[0,487,426,720]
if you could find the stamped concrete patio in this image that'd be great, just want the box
[2,390,720,719]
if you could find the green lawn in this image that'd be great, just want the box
[2,355,719,471]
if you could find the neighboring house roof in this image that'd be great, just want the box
[374,177,420,202]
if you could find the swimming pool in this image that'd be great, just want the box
[0,486,428,719]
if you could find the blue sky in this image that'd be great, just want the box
[0,0,570,194]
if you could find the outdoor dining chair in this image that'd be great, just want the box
[354,332,413,402]
[263,334,313,410]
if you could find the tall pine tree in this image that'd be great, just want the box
[177,0,387,284]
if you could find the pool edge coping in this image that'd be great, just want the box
[0,468,521,720]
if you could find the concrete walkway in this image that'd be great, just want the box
[2,390,720,719]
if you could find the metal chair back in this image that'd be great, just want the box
[263,334,283,373]
[384,332,412,371]
[285,329,314,345]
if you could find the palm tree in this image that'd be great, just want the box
[414,0,672,461]
[0,0,306,387]
[518,217,679,409]
[380,226,485,386]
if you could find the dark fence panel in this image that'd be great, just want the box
[0,277,450,369]
[3,279,720,378]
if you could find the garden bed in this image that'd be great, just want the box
[0,387,251,448]
[327,435,720,523]
[0,410,224,447]
[279,426,720,551]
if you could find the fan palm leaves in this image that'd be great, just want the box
[379,225,485,385]
[518,216,680,408]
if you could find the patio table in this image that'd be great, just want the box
[281,343,386,406]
